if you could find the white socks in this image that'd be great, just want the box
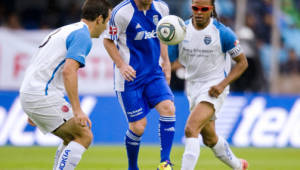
[211,136,241,169]
[55,141,86,170]
[53,142,67,170]
[181,138,200,170]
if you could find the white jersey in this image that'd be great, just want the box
[20,22,92,96]
[169,18,243,82]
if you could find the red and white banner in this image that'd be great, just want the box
[0,28,114,94]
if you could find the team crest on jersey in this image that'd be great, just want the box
[204,35,212,45]
[153,15,159,25]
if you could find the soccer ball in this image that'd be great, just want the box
[156,15,186,45]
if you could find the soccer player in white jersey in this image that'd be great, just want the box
[169,0,249,170]
[19,0,111,169]
[103,0,176,169]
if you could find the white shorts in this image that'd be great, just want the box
[20,93,73,134]
[186,79,229,120]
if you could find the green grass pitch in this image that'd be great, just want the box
[0,145,299,170]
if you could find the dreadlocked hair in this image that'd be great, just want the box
[211,0,218,19]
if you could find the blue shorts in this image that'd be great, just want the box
[116,77,174,122]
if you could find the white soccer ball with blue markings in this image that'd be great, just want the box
[156,15,186,45]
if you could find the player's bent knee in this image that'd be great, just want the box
[202,136,217,147]
[85,130,93,146]
[130,124,145,136]
[63,136,74,145]
[169,104,176,114]
[184,125,198,138]
[75,127,93,148]
[159,103,176,116]
[82,128,93,141]
[131,126,145,136]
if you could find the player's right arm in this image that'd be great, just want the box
[103,8,135,82]
[103,39,136,81]
[168,44,184,71]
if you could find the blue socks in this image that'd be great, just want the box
[125,115,175,169]
[159,115,176,162]
[125,129,141,170]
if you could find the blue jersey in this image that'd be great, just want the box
[104,0,169,91]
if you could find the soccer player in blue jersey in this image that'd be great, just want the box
[169,0,249,170]
[103,0,176,169]
[19,0,111,169]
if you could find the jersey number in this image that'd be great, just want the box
[39,29,61,48]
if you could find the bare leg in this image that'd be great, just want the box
[181,102,214,170]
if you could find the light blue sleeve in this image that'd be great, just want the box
[168,45,179,62]
[216,22,238,53]
[220,27,238,53]
[65,28,92,68]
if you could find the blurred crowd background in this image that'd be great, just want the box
[0,0,300,94]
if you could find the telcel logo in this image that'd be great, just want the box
[134,30,157,40]
[0,96,97,146]
[233,97,300,147]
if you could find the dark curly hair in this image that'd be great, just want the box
[211,0,218,19]
[81,0,111,22]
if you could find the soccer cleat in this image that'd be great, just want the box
[157,160,173,170]
[239,159,249,170]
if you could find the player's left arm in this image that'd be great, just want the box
[209,26,248,98]
[63,30,92,128]
[63,59,92,128]
[209,53,248,97]
[160,42,171,84]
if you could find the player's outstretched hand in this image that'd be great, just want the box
[120,63,136,81]
[209,84,225,98]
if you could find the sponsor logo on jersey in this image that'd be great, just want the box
[204,35,212,45]
[136,23,142,29]
[134,30,157,40]
[109,26,118,36]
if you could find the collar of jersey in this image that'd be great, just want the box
[80,21,89,31]
[130,0,155,12]
[191,17,214,32]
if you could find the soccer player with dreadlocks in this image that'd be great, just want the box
[169,0,249,169]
